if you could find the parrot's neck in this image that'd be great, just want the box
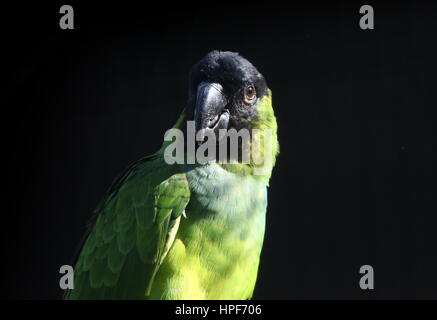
[165,92,278,185]
[219,92,279,185]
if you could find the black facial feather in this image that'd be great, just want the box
[186,51,268,130]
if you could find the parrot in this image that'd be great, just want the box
[65,51,279,300]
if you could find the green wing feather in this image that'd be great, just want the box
[66,115,190,300]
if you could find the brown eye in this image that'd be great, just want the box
[243,85,257,105]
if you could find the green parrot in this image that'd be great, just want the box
[66,51,279,300]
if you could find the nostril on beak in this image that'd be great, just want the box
[207,115,220,129]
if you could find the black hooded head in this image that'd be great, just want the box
[186,51,268,140]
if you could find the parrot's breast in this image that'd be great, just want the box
[150,163,268,299]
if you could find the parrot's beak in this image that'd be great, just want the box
[194,81,230,143]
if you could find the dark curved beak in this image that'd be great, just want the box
[194,82,229,142]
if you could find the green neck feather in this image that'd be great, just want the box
[219,90,279,184]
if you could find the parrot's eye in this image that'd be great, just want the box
[243,85,257,105]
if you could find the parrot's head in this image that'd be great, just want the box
[184,51,279,179]
[187,51,269,138]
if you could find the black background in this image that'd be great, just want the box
[3,1,436,299]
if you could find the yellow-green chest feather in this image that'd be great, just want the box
[149,163,268,299]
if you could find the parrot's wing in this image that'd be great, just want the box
[66,154,190,299]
